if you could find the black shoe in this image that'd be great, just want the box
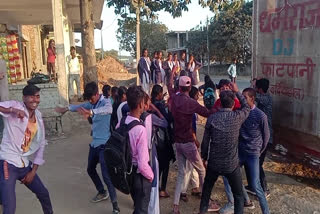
[112,202,120,213]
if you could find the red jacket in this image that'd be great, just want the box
[213,98,241,111]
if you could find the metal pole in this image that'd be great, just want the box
[207,16,210,75]
[136,6,140,85]
[101,29,104,60]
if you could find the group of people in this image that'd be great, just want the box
[138,49,202,94]
[0,49,273,214]
[46,39,82,102]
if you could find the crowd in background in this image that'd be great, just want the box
[0,47,273,214]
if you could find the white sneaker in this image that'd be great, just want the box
[219,202,234,214]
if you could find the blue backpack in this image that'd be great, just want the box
[204,87,215,110]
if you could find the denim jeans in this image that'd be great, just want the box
[0,161,53,214]
[200,166,244,214]
[68,74,81,100]
[87,145,117,203]
[239,152,270,214]
[223,176,251,204]
[246,144,270,192]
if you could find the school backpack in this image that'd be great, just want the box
[104,116,144,195]
[203,87,215,110]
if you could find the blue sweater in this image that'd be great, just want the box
[69,95,112,147]
[239,106,270,156]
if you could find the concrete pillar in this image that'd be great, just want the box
[52,0,69,105]
[177,33,180,48]
[0,59,9,101]
[69,21,75,47]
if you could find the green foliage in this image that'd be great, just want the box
[106,0,192,18]
[209,0,252,63]
[186,26,208,60]
[199,0,244,12]
[117,18,168,57]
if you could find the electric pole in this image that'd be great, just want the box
[207,16,210,75]
[131,0,144,85]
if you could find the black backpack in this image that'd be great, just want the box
[104,116,144,195]
[203,87,215,110]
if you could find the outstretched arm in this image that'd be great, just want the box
[0,101,26,119]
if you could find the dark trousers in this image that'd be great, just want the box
[155,71,162,84]
[130,168,152,214]
[200,166,244,214]
[0,160,53,214]
[87,145,117,203]
[157,149,170,191]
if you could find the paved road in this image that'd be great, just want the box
[15,132,134,214]
[197,76,250,92]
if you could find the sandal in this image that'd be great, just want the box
[191,188,201,196]
[180,193,188,202]
[159,191,170,198]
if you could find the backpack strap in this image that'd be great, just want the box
[140,111,150,122]
[120,115,127,126]
[126,119,144,131]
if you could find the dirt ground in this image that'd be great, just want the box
[158,125,320,214]
[79,56,137,92]
[73,61,320,213]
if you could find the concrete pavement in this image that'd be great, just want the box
[15,130,133,214]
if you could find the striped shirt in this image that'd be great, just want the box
[239,106,270,156]
[256,93,273,144]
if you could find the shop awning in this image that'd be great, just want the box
[0,0,104,25]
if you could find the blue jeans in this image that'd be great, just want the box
[87,145,117,203]
[223,176,251,204]
[239,152,270,214]
[0,160,53,214]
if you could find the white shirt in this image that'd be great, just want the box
[117,101,127,122]
[0,101,46,168]
[228,64,237,77]
[168,61,174,71]
[189,61,196,72]
[67,55,80,74]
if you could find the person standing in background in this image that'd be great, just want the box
[47,39,56,82]
[163,53,174,89]
[179,52,186,72]
[227,58,237,83]
[150,51,158,84]
[172,53,180,84]
[155,51,164,85]
[187,55,202,86]
[138,48,151,94]
[67,46,81,102]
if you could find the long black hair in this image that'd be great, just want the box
[151,84,163,104]
[115,86,127,104]
[204,75,216,91]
